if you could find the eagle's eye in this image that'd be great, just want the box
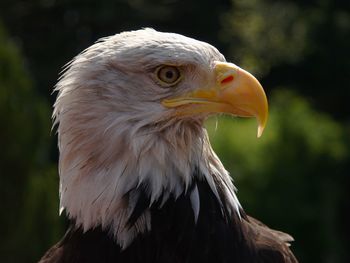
[156,65,182,86]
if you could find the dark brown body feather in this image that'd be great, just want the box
[39,171,297,263]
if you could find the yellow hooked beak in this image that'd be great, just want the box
[162,62,268,137]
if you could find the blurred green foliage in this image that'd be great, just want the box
[222,0,308,75]
[0,23,64,262]
[0,0,349,262]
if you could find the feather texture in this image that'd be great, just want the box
[40,172,297,263]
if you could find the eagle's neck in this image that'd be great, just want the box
[58,120,241,248]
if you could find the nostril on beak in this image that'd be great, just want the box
[221,75,234,85]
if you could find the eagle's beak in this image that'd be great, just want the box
[162,62,268,137]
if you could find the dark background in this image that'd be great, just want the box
[0,0,349,262]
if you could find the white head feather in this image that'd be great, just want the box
[53,28,241,248]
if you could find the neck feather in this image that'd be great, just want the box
[58,118,241,248]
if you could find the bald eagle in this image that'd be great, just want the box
[39,29,297,263]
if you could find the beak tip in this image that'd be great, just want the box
[257,126,264,138]
[256,114,268,138]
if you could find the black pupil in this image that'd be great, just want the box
[165,70,174,79]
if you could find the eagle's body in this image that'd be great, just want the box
[40,29,297,263]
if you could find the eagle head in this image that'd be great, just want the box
[53,28,268,248]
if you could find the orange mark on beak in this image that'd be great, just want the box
[221,75,234,85]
